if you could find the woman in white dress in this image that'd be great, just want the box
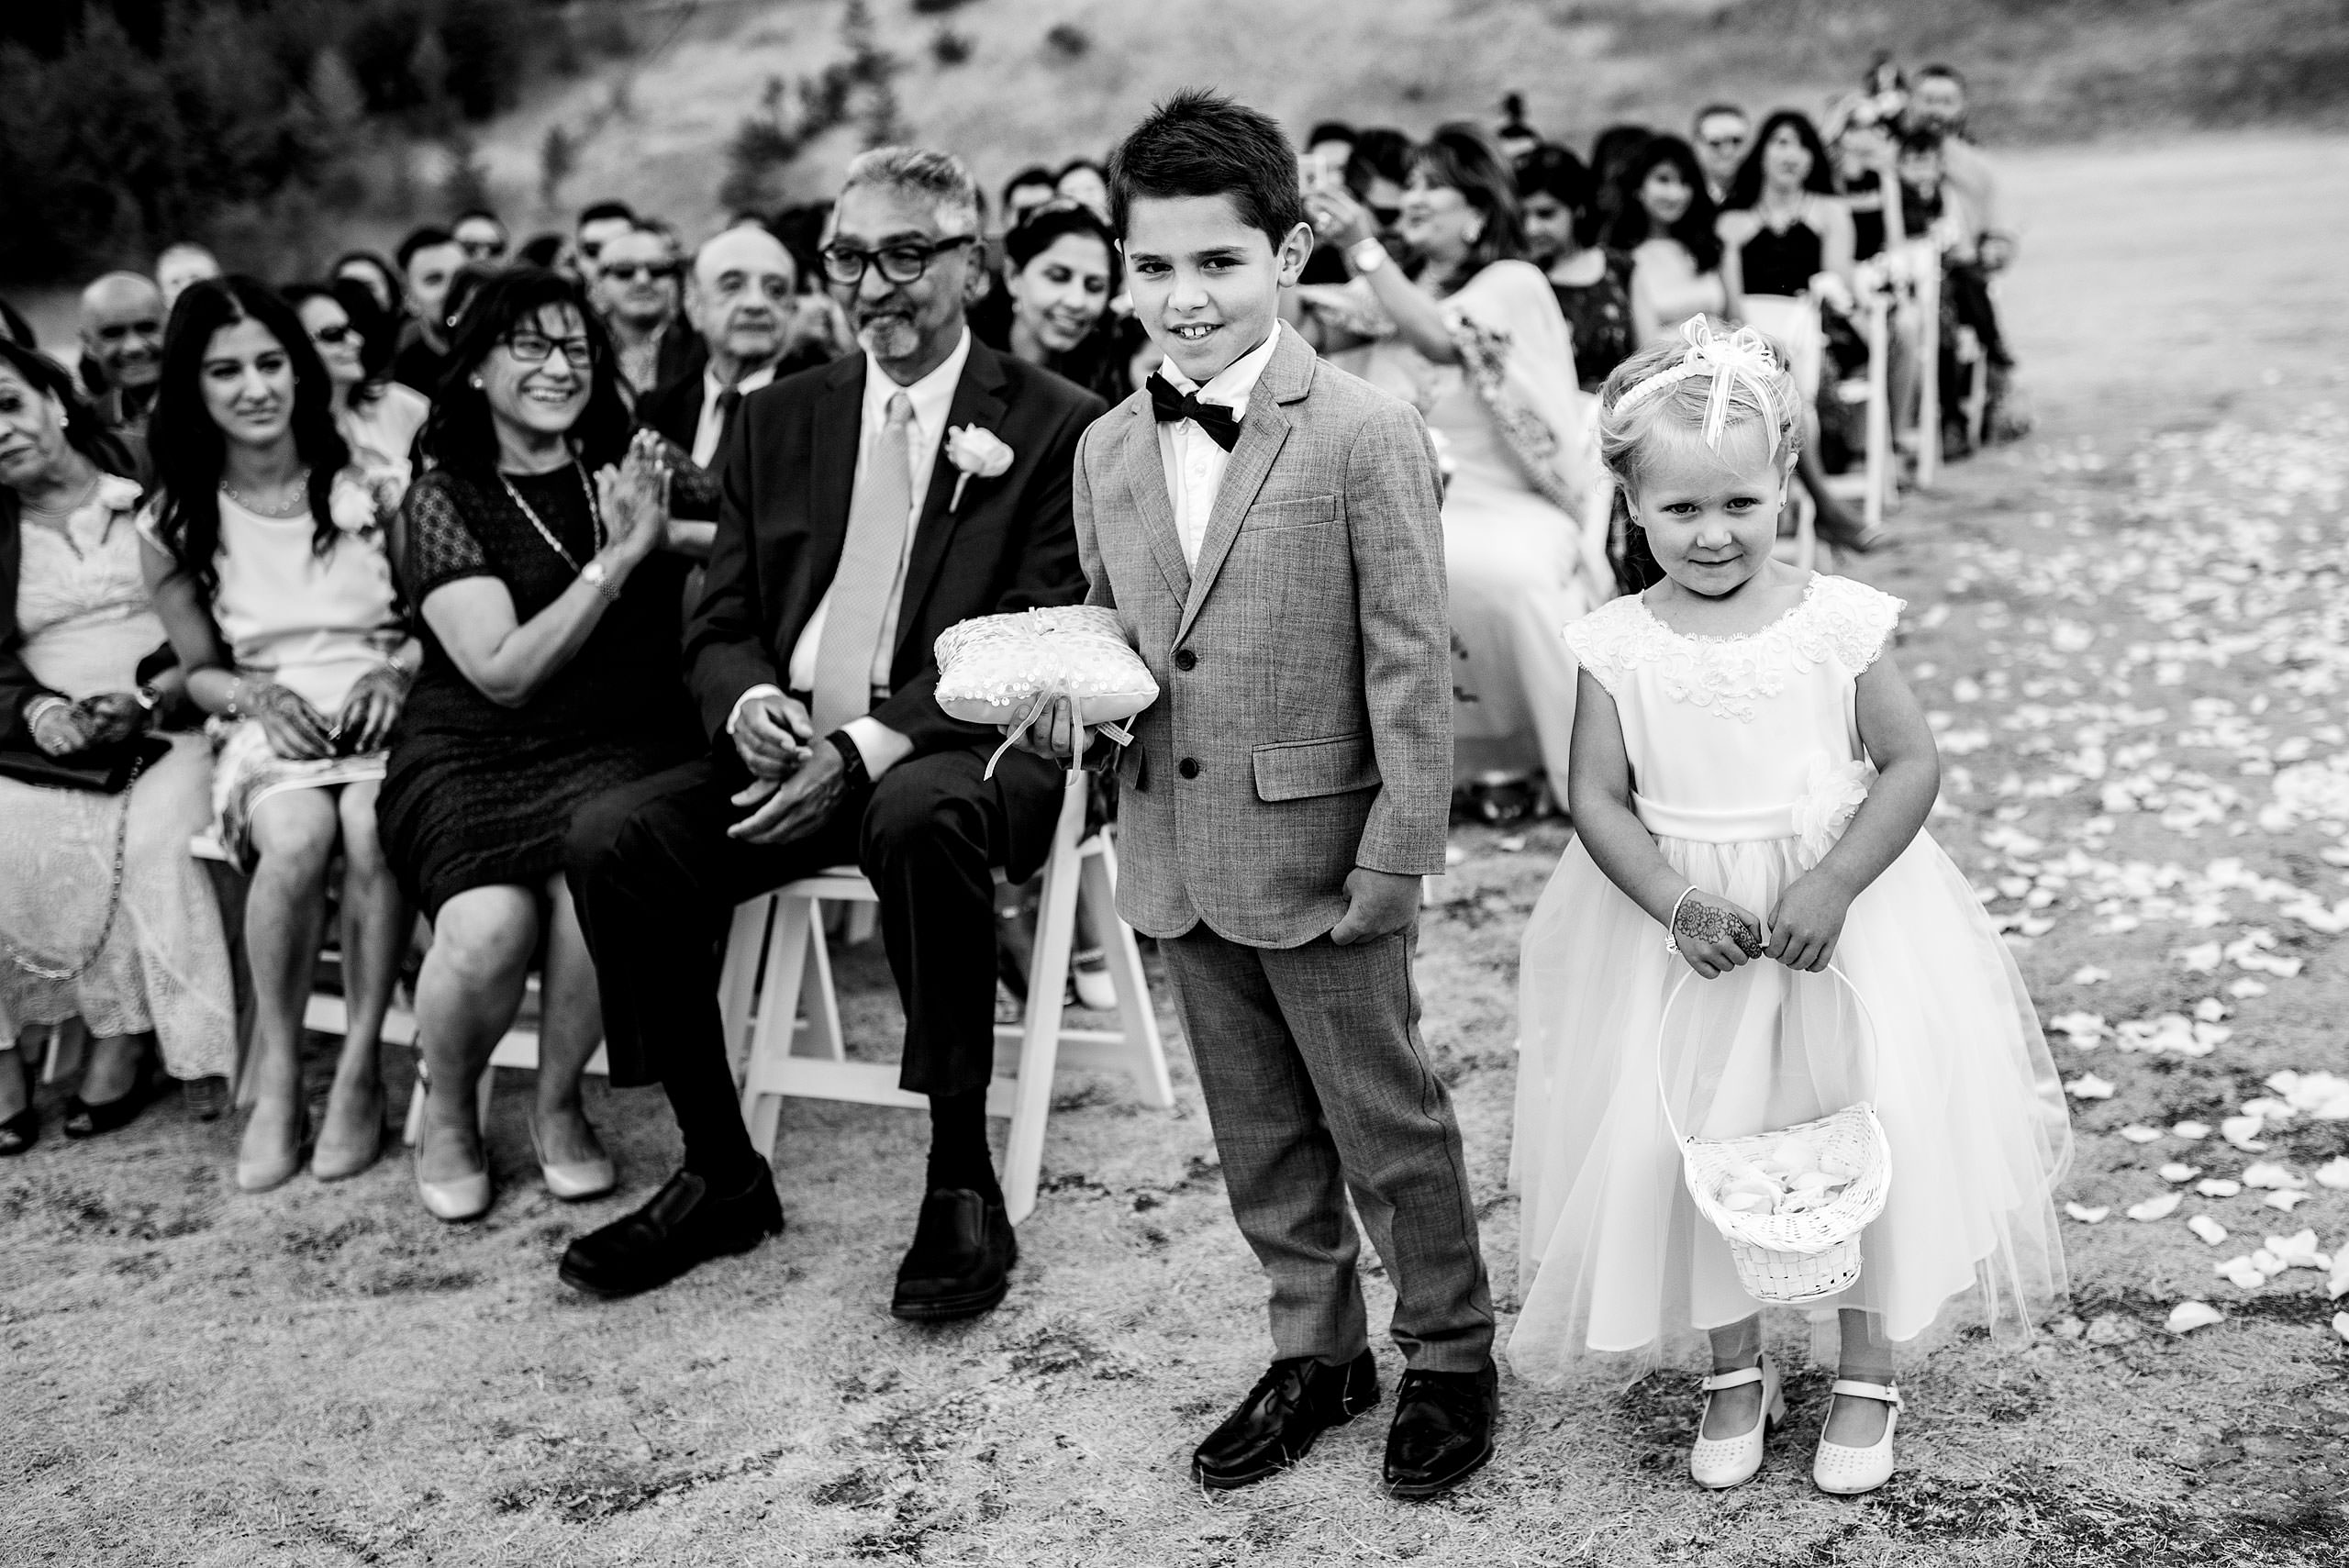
[0,339,236,1151]
[1610,136,1742,348]
[140,277,420,1193]
[1303,123,1613,808]
[284,280,429,499]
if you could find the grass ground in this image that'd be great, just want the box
[6,131,2349,1565]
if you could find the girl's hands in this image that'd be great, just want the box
[334,664,412,754]
[1672,889,1767,979]
[1767,873,1852,973]
[245,680,336,761]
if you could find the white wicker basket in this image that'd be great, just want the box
[1656,964,1892,1305]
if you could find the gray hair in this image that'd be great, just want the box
[840,146,982,238]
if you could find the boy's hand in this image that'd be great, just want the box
[1766,873,1851,973]
[1008,695,1087,762]
[1330,867,1419,946]
[1672,890,1766,979]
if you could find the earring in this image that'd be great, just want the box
[58,410,69,428]
[470,377,484,389]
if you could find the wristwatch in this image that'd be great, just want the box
[1348,237,1390,276]
[826,730,870,793]
[580,559,621,604]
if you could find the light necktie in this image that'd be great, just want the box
[811,391,915,733]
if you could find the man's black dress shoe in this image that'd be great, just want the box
[1383,1361,1499,1500]
[891,1187,1016,1321]
[559,1166,782,1298]
[1192,1349,1379,1491]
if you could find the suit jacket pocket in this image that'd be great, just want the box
[1252,732,1379,802]
[1243,495,1339,531]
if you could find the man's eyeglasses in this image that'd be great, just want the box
[602,261,681,283]
[502,330,594,369]
[310,324,357,346]
[1702,135,1747,151]
[819,234,976,286]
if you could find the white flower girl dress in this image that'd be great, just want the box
[1508,573,2073,1380]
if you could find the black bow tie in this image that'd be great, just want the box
[1147,373,1241,451]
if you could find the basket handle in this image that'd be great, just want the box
[1653,960,1883,1151]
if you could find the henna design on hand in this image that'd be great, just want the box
[1674,897,1765,957]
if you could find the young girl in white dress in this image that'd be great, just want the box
[1508,318,2071,1495]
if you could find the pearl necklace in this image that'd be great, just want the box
[220,468,313,518]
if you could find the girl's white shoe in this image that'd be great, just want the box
[1811,1379,1901,1495]
[1688,1353,1784,1489]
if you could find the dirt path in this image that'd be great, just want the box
[6,132,2348,1567]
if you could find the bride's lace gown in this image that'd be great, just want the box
[0,478,234,1078]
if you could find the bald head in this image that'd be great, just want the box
[155,243,222,307]
[79,272,167,391]
[691,225,799,378]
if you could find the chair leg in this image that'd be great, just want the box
[803,906,845,1063]
[740,895,818,1157]
[1083,842,1172,1109]
[718,896,774,1078]
[402,1078,427,1147]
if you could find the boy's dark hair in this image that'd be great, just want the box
[1898,127,1946,159]
[574,199,637,230]
[1108,88,1307,248]
[395,225,454,273]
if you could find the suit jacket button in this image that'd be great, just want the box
[1174,649,1197,672]
[1177,757,1200,780]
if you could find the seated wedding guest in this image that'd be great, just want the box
[1905,67,2024,442]
[284,282,431,497]
[332,250,406,320]
[392,227,467,395]
[1307,123,1610,811]
[561,145,1108,1306]
[1691,103,1750,204]
[516,232,569,272]
[1827,95,1905,261]
[1495,92,1542,163]
[0,339,237,1154]
[380,269,699,1222]
[77,272,167,478]
[1586,122,1653,240]
[1296,127,1408,287]
[999,166,1060,228]
[139,277,417,1192]
[971,201,1130,406]
[451,208,510,265]
[1517,143,1636,393]
[1305,119,1356,171]
[573,200,639,283]
[1053,156,1112,218]
[593,226,695,398]
[1610,135,1739,346]
[155,243,223,310]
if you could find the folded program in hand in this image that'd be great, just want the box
[934,605,1159,776]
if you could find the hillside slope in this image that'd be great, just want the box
[473,0,2349,241]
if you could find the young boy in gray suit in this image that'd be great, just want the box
[1029,89,1497,1500]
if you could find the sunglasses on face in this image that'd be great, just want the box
[819,234,976,286]
[502,331,594,369]
[602,261,680,283]
[310,323,357,346]
[460,239,507,261]
[1703,135,1747,151]
[96,321,162,342]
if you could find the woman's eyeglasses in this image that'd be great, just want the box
[602,261,681,283]
[310,324,358,346]
[502,330,594,369]
[819,234,976,286]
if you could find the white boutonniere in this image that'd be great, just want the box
[943,425,1014,511]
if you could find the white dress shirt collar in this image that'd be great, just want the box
[862,326,972,447]
[691,361,778,467]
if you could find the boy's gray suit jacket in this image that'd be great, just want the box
[1073,326,1452,948]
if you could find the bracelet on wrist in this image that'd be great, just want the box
[1663,885,1699,956]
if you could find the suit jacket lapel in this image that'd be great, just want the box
[808,356,864,587]
[1175,328,1317,644]
[896,340,1008,655]
[1124,403,1191,603]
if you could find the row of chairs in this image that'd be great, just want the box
[192,768,1171,1225]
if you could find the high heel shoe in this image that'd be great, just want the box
[63,1051,155,1140]
[529,1116,616,1202]
[1812,1380,1901,1495]
[1688,1353,1784,1489]
[414,1145,493,1222]
[235,1101,311,1193]
[0,1055,37,1157]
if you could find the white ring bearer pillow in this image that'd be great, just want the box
[934,605,1160,776]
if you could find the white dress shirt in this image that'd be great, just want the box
[691,361,778,468]
[729,328,973,778]
[1153,320,1285,567]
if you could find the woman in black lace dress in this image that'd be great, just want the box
[380,267,699,1223]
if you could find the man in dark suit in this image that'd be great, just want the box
[562,148,1108,1315]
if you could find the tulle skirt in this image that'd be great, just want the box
[1507,828,2072,1383]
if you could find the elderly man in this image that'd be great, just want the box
[562,148,1108,1313]
[154,242,222,309]
[76,272,166,475]
[390,225,466,395]
[635,224,841,470]
[590,224,695,396]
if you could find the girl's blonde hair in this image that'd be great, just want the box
[1596,317,1803,591]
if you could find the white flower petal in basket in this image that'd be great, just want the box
[2165,1300,2225,1334]
[2064,1203,2110,1224]
[2126,1193,2183,1221]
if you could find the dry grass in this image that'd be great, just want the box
[6,133,2349,1565]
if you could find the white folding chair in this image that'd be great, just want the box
[727,768,1171,1223]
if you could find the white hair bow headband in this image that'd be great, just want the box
[1613,316,1784,454]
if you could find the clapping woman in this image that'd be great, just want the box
[380,268,697,1222]
[139,277,417,1191]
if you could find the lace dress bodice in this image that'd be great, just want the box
[1567,574,1901,850]
[15,474,161,698]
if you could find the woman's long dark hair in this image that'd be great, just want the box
[1606,134,1722,272]
[0,338,138,485]
[1409,121,1527,293]
[1722,110,1840,213]
[281,280,400,408]
[415,266,630,478]
[148,275,350,597]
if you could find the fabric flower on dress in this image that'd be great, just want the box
[1790,753,1876,868]
[944,425,1014,511]
[328,469,385,538]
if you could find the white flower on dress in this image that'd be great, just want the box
[943,425,1014,511]
[1791,754,1876,869]
[327,470,384,538]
